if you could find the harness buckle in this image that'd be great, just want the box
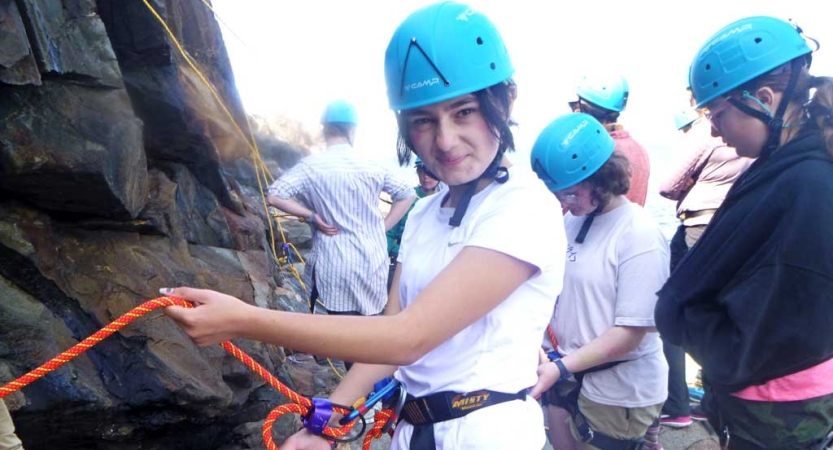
[721,425,731,450]
[581,427,595,444]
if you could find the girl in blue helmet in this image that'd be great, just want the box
[530,113,670,450]
[655,16,833,449]
[162,2,566,449]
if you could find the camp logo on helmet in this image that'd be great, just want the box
[703,23,753,54]
[562,119,589,147]
[456,8,475,21]
[404,77,441,92]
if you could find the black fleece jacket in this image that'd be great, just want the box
[655,130,833,394]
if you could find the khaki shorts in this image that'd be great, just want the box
[569,393,662,450]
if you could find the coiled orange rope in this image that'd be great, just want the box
[0,296,393,449]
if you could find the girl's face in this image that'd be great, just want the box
[705,88,777,158]
[555,182,597,216]
[403,94,502,187]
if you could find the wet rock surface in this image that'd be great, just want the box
[0,1,318,449]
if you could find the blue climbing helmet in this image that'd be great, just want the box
[689,16,812,109]
[414,156,441,181]
[320,100,358,125]
[531,113,615,192]
[384,1,515,111]
[385,2,513,228]
[674,107,701,130]
[575,74,630,112]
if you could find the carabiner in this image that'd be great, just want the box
[339,377,400,425]
[380,383,408,435]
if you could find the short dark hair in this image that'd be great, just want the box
[322,123,355,139]
[584,152,630,208]
[394,80,517,166]
[578,99,620,125]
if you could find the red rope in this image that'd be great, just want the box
[0,296,393,449]
[546,324,558,350]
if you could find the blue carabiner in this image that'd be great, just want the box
[339,377,400,425]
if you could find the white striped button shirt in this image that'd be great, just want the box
[269,144,414,315]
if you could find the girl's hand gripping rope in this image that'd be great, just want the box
[161,287,256,347]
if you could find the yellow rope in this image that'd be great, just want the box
[141,0,343,379]
[140,0,283,273]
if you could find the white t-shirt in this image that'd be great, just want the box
[553,202,669,408]
[395,171,566,396]
[392,171,566,449]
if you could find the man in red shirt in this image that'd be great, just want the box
[569,74,650,206]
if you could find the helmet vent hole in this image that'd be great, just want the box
[477,37,484,45]
[490,62,496,70]
[705,64,711,71]
[712,81,719,88]
[581,166,587,171]
[755,37,762,44]
[571,154,578,160]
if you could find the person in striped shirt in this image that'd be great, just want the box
[267,100,416,347]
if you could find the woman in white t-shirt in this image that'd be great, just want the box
[162,2,566,449]
[529,113,670,450]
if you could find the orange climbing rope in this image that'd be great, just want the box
[0,296,393,450]
[546,324,559,350]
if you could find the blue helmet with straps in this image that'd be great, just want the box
[575,74,630,112]
[689,16,812,108]
[531,113,615,192]
[384,1,515,111]
[674,107,701,130]
[321,100,358,125]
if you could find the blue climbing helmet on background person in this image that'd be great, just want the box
[531,112,615,192]
[320,99,358,125]
[575,74,630,112]
[674,107,701,130]
[414,156,441,181]
[689,16,812,109]
[383,1,515,111]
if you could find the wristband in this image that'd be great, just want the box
[546,350,561,362]
[307,212,317,224]
[553,358,571,382]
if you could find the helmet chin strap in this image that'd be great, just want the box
[726,58,804,159]
[448,151,509,227]
[574,202,606,244]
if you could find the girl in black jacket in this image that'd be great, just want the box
[656,16,833,450]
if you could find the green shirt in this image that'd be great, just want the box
[386,186,432,255]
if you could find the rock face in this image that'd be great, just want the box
[0,1,322,449]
